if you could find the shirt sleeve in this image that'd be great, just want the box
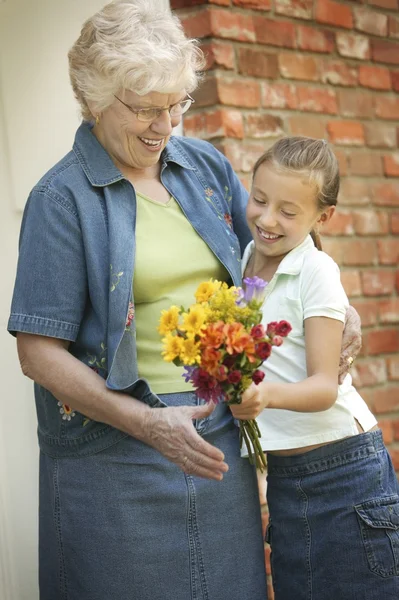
[300,251,348,323]
[8,189,88,341]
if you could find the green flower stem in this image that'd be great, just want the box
[241,420,267,472]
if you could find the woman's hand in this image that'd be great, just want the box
[229,382,270,421]
[338,305,362,384]
[142,403,229,481]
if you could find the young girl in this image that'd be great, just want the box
[231,137,399,600]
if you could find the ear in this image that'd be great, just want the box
[316,205,335,227]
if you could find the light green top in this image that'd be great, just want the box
[134,192,229,394]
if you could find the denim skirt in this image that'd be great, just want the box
[266,430,399,600]
[39,392,267,600]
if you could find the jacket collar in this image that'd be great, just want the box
[73,122,195,187]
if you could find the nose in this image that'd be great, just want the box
[150,109,176,136]
[258,206,278,229]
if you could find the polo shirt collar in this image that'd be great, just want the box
[73,122,195,187]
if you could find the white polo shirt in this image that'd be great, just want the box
[241,235,377,453]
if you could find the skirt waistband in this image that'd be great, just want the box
[267,429,384,477]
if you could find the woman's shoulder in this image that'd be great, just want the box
[167,135,230,169]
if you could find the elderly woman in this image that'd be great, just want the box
[8,2,359,599]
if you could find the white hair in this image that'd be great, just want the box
[68,0,205,121]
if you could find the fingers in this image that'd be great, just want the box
[188,401,215,420]
[180,442,229,481]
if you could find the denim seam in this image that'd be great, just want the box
[53,460,68,600]
[298,478,313,600]
[186,476,198,600]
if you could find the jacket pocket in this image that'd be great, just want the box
[355,495,399,578]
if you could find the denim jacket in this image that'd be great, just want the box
[8,122,251,457]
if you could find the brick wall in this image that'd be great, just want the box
[172,1,398,596]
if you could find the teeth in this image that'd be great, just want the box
[258,229,280,240]
[140,137,163,147]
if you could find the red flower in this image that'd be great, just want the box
[272,335,283,347]
[224,213,233,228]
[266,321,279,337]
[251,324,266,340]
[227,370,242,384]
[252,370,265,385]
[275,320,292,337]
[223,354,237,369]
[255,342,272,360]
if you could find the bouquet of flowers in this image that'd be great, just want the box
[158,278,291,472]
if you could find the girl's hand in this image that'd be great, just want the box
[230,382,270,420]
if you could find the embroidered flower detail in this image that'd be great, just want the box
[87,342,107,372]
[58,402,76,421]
[224,213,233,228]
[110,264,124,292]
[205,187,214,197]
[125,302,135,330]
[224,186,232,203]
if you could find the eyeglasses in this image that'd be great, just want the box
[113,94,195,122]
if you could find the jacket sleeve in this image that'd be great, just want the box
[8,189,88,341]
[221,153,253,256]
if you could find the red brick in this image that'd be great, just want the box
[315,0,353,29]
[218,77,262,107]
[388,356,399,380]
[232,0,272,8]
[361,271,396,296]
[336,33,370,60]
[193,76,219,108]
[392,212,399,233]
[279,53,321,82]
[349,152,383,177]
[369,0,398,9]
[372,181,399,207]
[255,16,297,48]
[352,210,389,235]
[389,15,399,39]
[183,108,244,139]
[200,40,235,71]
[377,240,399,265]
[262,82,298,109]
[341,269,362,296]
[365,124,396,149]
[327,121,364,146]
[339,178,372,205]
[373,385,399,414]
[275,0,313,19]
[297,25,335,53]
[323,211,354,235]
[321,61,358,87]
[218,140,268,172]
[244,113,285,138]
[179,9,213,38]
[338,89,373,119]
[392,71,399,92]
[238,48,278,79]
[341,239,377,265]
[378,420,394,445]
[358,65,391,91]
[384,153,399,177]
[375,96,399,120]
[397,270,399,293]
[352,358,387,387]
[353,6,388,37]
[372,40,399,66]
[288,116,326,139]
[351,300,379,327]
[320,238,344,263]
[379,299,399,323]
[297,86,338,114]
[171,0,230,6]
[334,149,348,175]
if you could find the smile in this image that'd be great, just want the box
[139,137,164,149]
[256,227,283,242]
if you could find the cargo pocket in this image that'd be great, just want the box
[355,496,399,578]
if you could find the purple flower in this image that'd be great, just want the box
[182,366,196,383]
[242,276,268,303]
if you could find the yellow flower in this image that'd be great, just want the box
[180,304,207,335]
[161,333,184,362]
[194,280,222,303]
[158,305,180,335]
[180,337,201,365]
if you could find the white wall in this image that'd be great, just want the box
[0,1,171,598]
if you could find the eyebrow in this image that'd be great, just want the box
[125,94,188,110]
[252,188,302,210]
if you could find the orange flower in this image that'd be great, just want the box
[201,347,222,374]
[201,321,225,349]
[224,323,253,355]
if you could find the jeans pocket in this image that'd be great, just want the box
[355,495,399,578]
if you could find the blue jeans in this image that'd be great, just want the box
[266,430,399,600]
[39,392,267,600]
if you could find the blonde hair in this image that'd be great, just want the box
[253,137,340,249]
[68,0,205,121]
